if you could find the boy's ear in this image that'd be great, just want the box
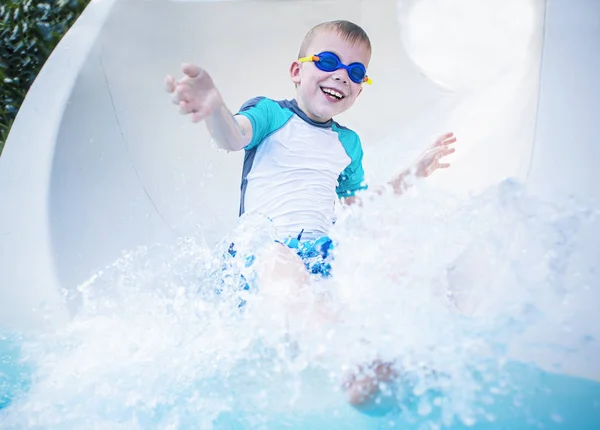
[290,61,301,85]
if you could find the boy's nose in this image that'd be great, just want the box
[332,70,349,84]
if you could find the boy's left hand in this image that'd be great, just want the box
[386,132,457,196]
[413,132,457,178]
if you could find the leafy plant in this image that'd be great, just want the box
[0,0,91,153]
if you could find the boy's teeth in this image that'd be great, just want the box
[322,88,343,99]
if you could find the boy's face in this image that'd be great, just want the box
[290,30,371,123]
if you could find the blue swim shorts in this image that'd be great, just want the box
[221,232,335,300]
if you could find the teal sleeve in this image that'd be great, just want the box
[236,97,293,150]
[333,123,368,198]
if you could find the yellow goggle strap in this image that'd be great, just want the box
[298,55,320,63]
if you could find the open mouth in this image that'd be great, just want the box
[321,87,345,101]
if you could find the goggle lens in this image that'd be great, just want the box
[348,66,366,82]
[318,55,340,71]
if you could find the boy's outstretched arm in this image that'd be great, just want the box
[165,63,252,152]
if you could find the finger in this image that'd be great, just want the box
[165,75,176,93]
[435,137,457,148]
[433,132,455,147]
[438,162,451,169]
[442,136,457,145]
[171,91,180,105]
[171,88,187,105]
[175,84,191,103]
[179,101,195,115]
[182,63,202,79]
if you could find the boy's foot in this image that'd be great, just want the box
[343,360,398,415]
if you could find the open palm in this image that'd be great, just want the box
[414,132,457,178]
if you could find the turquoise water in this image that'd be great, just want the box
[3,331,599,429]
[1,181,599,428]
[0,335,30,410]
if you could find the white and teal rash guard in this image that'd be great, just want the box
[236,97,368,240]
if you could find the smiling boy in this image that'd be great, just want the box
[166,20,455,413]
[166,20,455,282]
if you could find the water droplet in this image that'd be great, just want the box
[417,399,432,416]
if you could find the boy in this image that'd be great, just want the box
[166,20,455,412]
[166,20,455,285]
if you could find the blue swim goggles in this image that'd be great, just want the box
[298,51,372,85]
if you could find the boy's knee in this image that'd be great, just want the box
[257,243,308,287]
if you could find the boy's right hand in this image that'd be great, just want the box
[165,64,223,123]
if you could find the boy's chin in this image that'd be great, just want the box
[312,103,348,121]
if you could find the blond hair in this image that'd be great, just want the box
[298,20,372,58]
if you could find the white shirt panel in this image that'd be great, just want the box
[243,116,351,240]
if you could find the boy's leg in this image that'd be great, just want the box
[255,242,309,300]
[254,242,338,329]
[255,241,402,412]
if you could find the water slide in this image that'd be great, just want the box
[1,0,599,427]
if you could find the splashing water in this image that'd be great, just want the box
[1,179,598,429]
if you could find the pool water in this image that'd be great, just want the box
[1,181,599,429]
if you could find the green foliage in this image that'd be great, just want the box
[0,0,91,153]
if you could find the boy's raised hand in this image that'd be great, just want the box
[413,132,457,178]
[386,132,457,196]
[165,63,223,123]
